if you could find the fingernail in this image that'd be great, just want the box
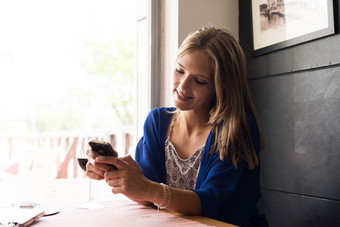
[96,156,104,161]
[89,158,95,165]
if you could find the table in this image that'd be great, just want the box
[33,200,234,227]
[0,179,236,226]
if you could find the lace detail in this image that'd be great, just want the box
[165,113,204,190]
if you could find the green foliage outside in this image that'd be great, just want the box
[0,8,135,135]
[35,22,136,133]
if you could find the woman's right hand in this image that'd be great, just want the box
[85,149,116,180]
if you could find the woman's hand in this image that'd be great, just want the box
[95,155,153,204]
[93,154,202,214]
[85,149,116,180]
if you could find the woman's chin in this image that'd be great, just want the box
[173,102,190,111]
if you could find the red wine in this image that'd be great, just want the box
[77,158,88,171]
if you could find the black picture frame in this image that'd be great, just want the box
[250,0,336,57]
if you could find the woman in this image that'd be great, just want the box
[87,27,268,227]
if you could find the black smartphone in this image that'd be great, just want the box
[88,140,117,157]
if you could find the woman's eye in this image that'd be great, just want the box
[175,68,184,74]
[195,79,207,85]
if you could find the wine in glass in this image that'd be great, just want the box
[76,136,104,209]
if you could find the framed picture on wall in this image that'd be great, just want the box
[251,0,336,56]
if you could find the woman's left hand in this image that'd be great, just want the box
[95,155,152,204]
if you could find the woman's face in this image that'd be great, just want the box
[172,49,215,113]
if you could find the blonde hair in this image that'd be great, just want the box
[176,27,265,170]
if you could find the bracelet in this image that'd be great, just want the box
[156,183,167,210]
[164,184,171,208]
[154,183,171,210]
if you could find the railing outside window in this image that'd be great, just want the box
[0,126,135,181]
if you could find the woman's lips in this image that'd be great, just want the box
[176,89,192,101]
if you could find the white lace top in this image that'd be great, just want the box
[165,113,204,190]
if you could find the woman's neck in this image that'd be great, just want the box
[176,110,211,137]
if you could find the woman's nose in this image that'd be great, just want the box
[179,75,191,90]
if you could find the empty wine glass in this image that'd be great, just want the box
[76,136,104,209]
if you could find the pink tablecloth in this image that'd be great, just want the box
[34,200,209,227]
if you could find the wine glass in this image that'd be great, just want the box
[76,136,104,209]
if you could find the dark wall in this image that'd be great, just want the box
[239,1,340,227]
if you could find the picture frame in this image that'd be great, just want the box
[251,0,336,56]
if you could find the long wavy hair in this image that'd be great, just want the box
[175,27,265,169]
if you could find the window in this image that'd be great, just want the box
[0,0,139,180]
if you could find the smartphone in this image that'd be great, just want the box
[88,140,117,157]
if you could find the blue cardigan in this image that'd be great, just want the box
[135,107,268,227]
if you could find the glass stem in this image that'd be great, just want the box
[89,179,93,202]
